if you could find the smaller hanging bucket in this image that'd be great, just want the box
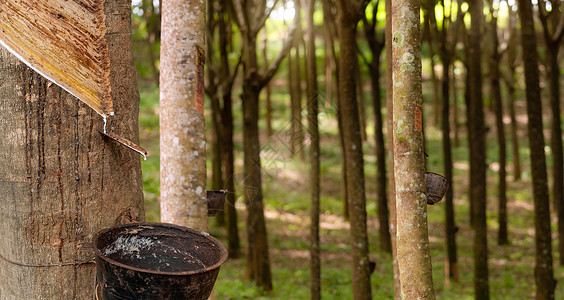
[425,172,450,205]
[93,222,228,300]
[207,190,227,216]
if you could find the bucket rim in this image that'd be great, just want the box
[425,171,448,181]
[92,222,228,276]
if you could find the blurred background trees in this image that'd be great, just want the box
[132,0,564,298]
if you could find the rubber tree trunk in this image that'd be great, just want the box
[547,45,564,266]
[489,15,508,246]
[263,28,273,138]
[0,1,144,297]
[517,0,556,298]
[468,1,489,298]
[363,5,391,254]
[290,1,305,159]
[544,39,564,266]
[435,1,458,282]
[391,0,435,299]
[218,0,240,257]
[160,0,208,231]
[441,55,458,283]
[305,1,320,298]
[504,10,521,182]
[335,1,372,298]
[386,0,401,297]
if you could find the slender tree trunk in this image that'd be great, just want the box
[363,3,391,254]
[468,1,489,298]
[141,0,160,85]
[291,47,305,159]
[321,0,348,220]
[335,2,372,297]
[0,1,144,297]
[452,64,460,148]
[547,46,564,265]
[290,1,305,159]
[461,24,475,227]
[441,56,458,283]
[518,0,556,297]
[506,82,520,181]
[357,62,368,142]
[242,85,272,290]
[369,52,391,254]
[211,93,225,226]
[423,10,441,128]
[505,9,521,181]
[263,28,273,137]
[215,0,240,258]
[386,0,401,297]
[288,49,296,154]
[490,15,508,245]
[306,1,320,298]
[240,33,272,290]
[392,1,435,298]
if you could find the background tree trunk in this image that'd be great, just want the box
[391,0,435,298]
[468,1,489,298]
[538,0,564,266]
[488,13,508,245]
[263,27,273,137]
[0,1,144,297]
[362,2,391,254]
[305,1,321,298]
[218,0,241,258]
[386,0,401,297]
[335,0,372,298]
[504,10,521,182]
[517,0,556,297]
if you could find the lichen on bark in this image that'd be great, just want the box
[159,0,208,231]
[391,0,435,299]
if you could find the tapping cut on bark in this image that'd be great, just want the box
[0,0,113,116]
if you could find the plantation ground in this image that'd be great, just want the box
[137,81,564,299]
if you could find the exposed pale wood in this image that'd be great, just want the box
[0,0,112,116]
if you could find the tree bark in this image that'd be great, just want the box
[160,0,208,231]
[321,0,348,220]
[441,55,458,283]
[547,46,564,265]
[432,0,460,283]
[0,1,144,297]
[504,10,521,182]
[518,0,556,298]
[335,0,372,298]
[263,27,273,138]
[489,14,508,245]
[452,64,460,148]
[291,1,304,159]
[363,3,392,254]
[218,0,240,258]
[468,1,489,298]
[391,0,435,298]
[386,0,401,297]
[305,1,321,298]
[207,0,225,226]
[538,0,564,265]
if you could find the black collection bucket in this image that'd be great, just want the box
[93,222,228,300]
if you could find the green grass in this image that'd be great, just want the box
[137,80,564,299]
